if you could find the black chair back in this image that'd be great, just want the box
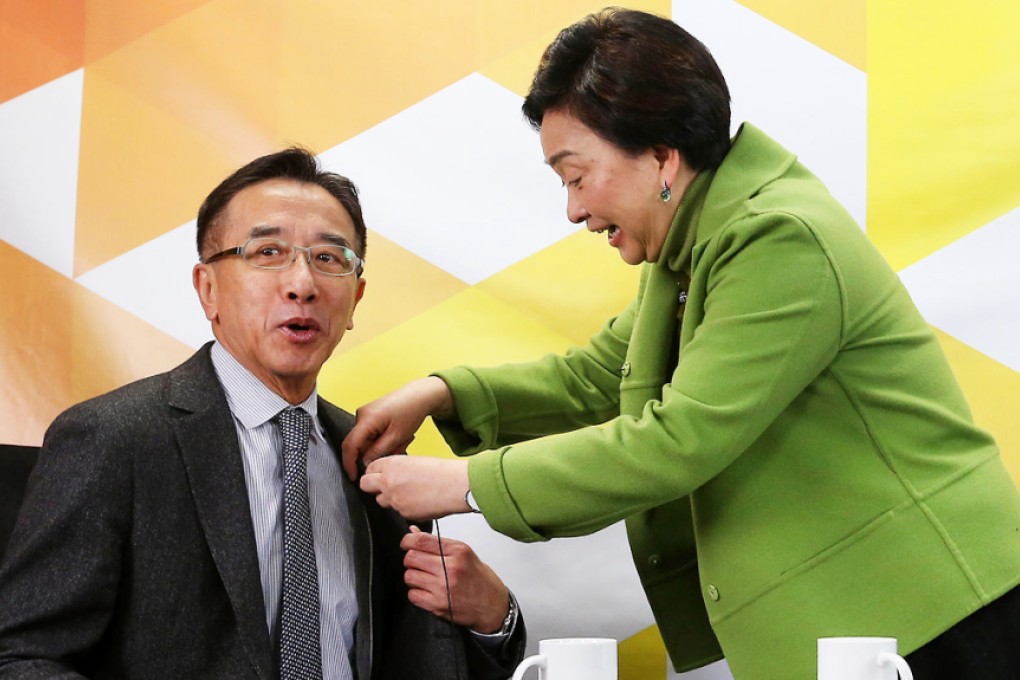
[0,444,40,561]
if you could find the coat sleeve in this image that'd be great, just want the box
[433,294,638,455]
[459,212,843,541]
[369,512,527,680]
[0,406,132,679]
[460,608,527,680]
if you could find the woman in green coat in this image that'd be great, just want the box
[350,8,1020,679]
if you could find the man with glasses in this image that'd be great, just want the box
[0,148,524,679]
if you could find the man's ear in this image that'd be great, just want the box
[193,264,219,322]
[346,277,367,331]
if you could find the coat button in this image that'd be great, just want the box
[648,554,662,567]
[621,362,631,377]
[707,585,720,601]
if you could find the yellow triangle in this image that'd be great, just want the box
[479,0,673,97]
[337,230,467,355]
[281,1,668,153]
[620,624,669,680]
[737,0,865,70]
[319,286,577,458]
[480,29,564,98]
[869,1,1020,269]
[933,328,1020,485]
[478,229,641,347]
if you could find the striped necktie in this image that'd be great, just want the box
[275,407,322,680]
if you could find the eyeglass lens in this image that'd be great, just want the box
[243,238,357,276]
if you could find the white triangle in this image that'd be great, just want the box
[319,73,573,285]
[438,515,656,656]
[0,69,83,277]
[76,220,214,350]
[669,659,733,679]
[899,205,1020,372]
[674,0,867,230]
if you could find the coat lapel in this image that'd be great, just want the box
[169,346,275,679]
[318,401,375,680]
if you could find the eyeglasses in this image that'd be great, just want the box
[203,238,364,277]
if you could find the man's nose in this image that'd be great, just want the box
[284,252,318,301]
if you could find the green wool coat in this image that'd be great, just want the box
[435,124,1020,679]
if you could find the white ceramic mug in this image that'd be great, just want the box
[818,637,913,680]
[512,637,618,680]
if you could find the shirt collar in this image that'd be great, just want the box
[210,341,321,434]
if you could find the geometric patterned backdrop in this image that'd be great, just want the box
[3,1,1018,678]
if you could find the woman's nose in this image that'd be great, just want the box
[566,195,590,224]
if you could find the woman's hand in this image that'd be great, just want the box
[359,456,470,522]
[341,376,455,480]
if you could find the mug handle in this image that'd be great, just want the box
[877,652,913,680]
[512,654,548,680]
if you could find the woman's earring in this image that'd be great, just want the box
[660,182,672,203]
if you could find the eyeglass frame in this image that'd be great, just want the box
[202,237,364,277]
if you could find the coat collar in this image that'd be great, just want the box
[623,124,800,410]
[655,123,799,275]
[697,122,799,244]
[168,344,276,679]
[658,169,714,274]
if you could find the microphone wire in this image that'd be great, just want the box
[433,518,466,680]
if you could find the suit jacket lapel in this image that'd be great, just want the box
[170,346,275,679]
[319,401,375,680]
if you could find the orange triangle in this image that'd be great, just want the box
[0,0,217,104]
[74,1,286,275]
[0,0,85,103]
[83,0,216,63]
[70,282,195,406]
[0,243,76,445]
[0,241,194,445]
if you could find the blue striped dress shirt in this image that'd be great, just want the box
[211,342,357,680]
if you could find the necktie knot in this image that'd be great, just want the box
[276,408,312,456]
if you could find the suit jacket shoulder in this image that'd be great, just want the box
[0,344,273,679]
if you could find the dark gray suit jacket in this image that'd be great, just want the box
[0,345,523,679]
